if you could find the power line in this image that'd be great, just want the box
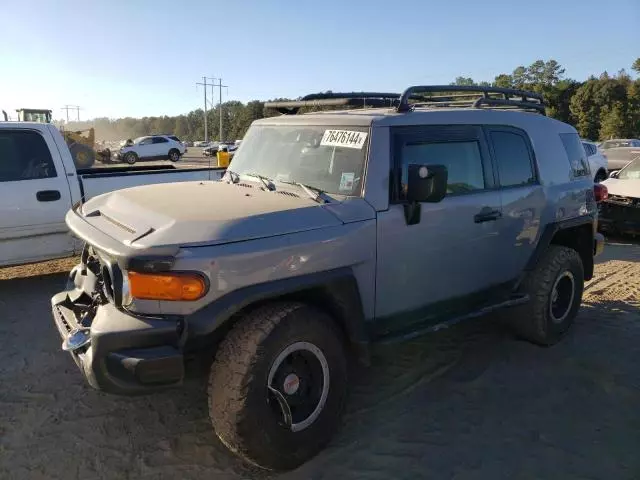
[212,77,229,142]
[62,105,81,122]
[195,77,216,142]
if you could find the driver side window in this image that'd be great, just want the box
[0,130,57,182]
[399,141,486,198]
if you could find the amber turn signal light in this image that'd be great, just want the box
[128,272,207,301]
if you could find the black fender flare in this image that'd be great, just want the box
[521,215,596,284]
[185,267,370,361]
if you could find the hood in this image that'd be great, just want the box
[78,181,343,249]
[601,178,640,199]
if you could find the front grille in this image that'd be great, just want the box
[606,195,640,208]
[599,202,640,222]
[55,305,73,333]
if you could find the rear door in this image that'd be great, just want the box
[151,136,170,158]
[374,125,507,336]
[485,126,545,280]
[0,128,74,266]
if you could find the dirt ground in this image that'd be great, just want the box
[1,239,639,479]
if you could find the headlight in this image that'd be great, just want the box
[127,271,207,301]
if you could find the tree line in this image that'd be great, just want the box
[59,58,640,143]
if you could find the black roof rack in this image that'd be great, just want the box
[264,86,546,115]
[264,92,400,114]
[396,85,545,115]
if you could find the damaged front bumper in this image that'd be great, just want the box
[51,263,185,395]
[598,197,640,235]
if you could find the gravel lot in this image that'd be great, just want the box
[1,239,639,479]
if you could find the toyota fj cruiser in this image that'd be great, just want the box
[51,86,604,470]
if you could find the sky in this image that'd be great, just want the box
[1,0,638,121]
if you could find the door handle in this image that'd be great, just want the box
[474,208,502,223]
[36,190,61,202]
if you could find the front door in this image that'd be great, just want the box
[0,128,73,266]
[136,137,155,159]
[374,125,508,337]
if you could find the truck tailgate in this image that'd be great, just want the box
[78,167,226,200]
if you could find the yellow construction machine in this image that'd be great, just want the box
[15,108,109,168]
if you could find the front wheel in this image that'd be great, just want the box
[168,149,180,162]
[208,302,348,471]
[124,152,138,165]
[509,245,584,345]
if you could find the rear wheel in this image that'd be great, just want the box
[208,302,348,471]
[168,148,180,162]
[124,152,138,165]
[509,245,584,345]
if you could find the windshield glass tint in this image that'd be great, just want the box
[617,160,640,180]
[229,125,369,196]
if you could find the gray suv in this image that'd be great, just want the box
[51,86,604,471]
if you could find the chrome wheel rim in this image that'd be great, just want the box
[550,271,575,323]
[267,341,330,432]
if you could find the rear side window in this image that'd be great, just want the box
[168,135,180,142]
[490,130,536,187]
[0,130,57,182]
[560,133,590,177]
[582,142,595,156]
[152,136,169,144]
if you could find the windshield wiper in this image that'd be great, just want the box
[226,169,240,184]
[280,180,326,203]
[245,173,275,191]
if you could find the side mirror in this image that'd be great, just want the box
[406,164,448,203]
[608,170,619,178]
[404,164,448,225]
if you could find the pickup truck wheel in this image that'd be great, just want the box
[510,245,584,346]
[124,152,138,164]
[168,149,180,162]
[208,302,347,471]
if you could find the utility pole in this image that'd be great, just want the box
[62,105,81,123]
[196,76,216,142]
[211,77,228,142]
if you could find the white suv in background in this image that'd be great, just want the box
[581,139,608,182]
[117,135,186,164]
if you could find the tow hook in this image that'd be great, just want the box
[62,328,91,352]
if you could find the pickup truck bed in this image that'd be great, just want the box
[76,164,225,200]
[0,122,226,267]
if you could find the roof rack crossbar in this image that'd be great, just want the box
[396,85,545,115]
[265,93,400,114]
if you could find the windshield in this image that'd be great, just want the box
[617,160,640,180]
[228,125,369,196]
[602,140,639,149]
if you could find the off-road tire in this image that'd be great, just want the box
[511,245,584,345]
[69,143,96,169]
[168,148,180,162]
[124,152,138,165]
[208,302,348,471]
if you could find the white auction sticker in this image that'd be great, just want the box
[320,130,368,149]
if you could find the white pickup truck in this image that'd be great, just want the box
[0,122,225,267]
